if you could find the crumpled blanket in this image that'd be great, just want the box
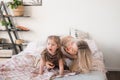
[0,51,76,80]
[0,51,54,80]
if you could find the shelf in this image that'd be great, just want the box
[0,15,30,17]
[0,43,12,46]
[0,1,29,54]
[0,49,13,58]
[0,29,30,31]
[0,43,28,46]
[0,43,13,49]
[0,57,11,59]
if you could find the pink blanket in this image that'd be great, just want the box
[0,52,75,80]
[0,52,56,80]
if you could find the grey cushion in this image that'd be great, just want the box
[54,71,107,80]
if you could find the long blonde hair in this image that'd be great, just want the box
[71,40,92,73]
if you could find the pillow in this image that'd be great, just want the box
[84,39,99,54]
[70,28,89,39]
[24,41,45,53]
[70,28,105,72]
[23,41,45,67]
[84,39,106,72]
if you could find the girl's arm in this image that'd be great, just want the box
[39,58,45,74]
[59,59,64,75]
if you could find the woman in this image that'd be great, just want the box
[61,36,92,73]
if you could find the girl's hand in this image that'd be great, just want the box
[46,61,55,69]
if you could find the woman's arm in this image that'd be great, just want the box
[39,58,45,74]
[59,59,64,75]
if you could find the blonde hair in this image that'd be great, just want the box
[61,36,92,73]
[61,36,74,48]
[70,40,92,73]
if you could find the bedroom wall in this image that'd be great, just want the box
[0,0,120,71]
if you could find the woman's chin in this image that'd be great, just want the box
[71,52,77,55]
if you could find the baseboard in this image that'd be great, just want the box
[106,67,120,71]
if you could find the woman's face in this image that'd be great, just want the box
[47,39,58,55]
[65,42,78,55]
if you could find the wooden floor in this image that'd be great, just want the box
[106,71,120,80]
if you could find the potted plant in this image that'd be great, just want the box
[0,20,10,30]
[8,0,24,16]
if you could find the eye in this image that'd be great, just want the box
[47,43,50,45]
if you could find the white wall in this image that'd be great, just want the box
[1,0,120,71]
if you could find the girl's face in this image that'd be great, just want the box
[47,39,58,55]
[65,41,78,55]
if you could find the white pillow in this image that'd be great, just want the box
[24,41,45,53]
[84,39,99,54]
[23,41,46,67]
[84,39,106,72]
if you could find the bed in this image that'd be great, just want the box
[55,71,106,80]
[0,29,107,80]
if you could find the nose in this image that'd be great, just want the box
[48,44,52,48]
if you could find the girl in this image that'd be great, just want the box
[61,36,92,73]
[39,35,64,76]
